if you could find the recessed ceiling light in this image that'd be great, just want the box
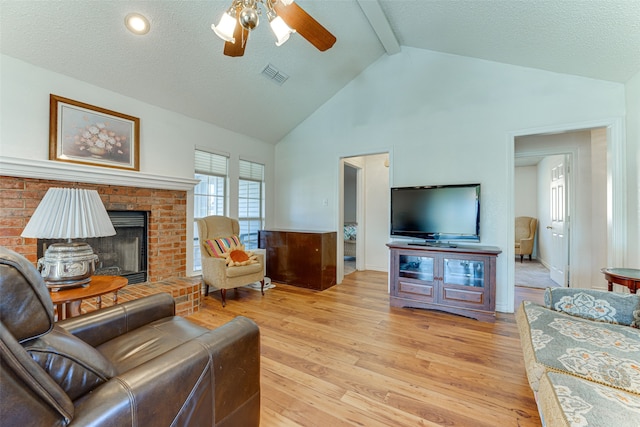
[125,13,150,35]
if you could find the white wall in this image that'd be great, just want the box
[514,166,538,218]
[591,128,608,286]
[273,47,626,313]
[514,165,538,258]
[0,54,275,273]
[626,70,640,268]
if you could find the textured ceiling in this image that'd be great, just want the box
[1,0,639,144]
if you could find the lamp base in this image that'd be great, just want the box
[38,242,98,290]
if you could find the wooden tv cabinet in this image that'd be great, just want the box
[387,242,501,322]
[259,229,337,291]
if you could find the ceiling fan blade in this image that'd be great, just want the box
[223,15,249,57]
[274,1,336,51]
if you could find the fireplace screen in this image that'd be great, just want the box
[38,211,148,284]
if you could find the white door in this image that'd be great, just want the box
[548,157,569,286]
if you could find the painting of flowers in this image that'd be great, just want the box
[50,95,140,171]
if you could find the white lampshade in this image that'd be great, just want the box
[22,188,115,239]
[269,15,295,46]
[212,12,237,43]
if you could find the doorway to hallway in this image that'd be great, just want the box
[338,153,389,283]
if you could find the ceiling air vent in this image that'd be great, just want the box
[261,63,289,85]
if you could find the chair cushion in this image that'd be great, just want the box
[226,262,263,278]
[24,325,117,400]
[96,316,211,373]
[204,236,241,257]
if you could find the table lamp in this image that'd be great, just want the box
[21,187,116,290]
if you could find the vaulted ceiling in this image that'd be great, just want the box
[1,0,639,144]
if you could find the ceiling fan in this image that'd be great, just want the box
[211,0,336,57]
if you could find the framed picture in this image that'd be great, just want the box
[49,94,140,171]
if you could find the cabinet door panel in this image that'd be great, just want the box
[441,286,485,305]
[443,258,485,288]
[259,231,288,282]
[398,254,436,282]
[397,280,435,300]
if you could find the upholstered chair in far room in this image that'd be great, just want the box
[0,246,260,427]
[196,215,265,306]
[515,216,538,263]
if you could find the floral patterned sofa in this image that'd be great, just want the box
[516,288,640,426]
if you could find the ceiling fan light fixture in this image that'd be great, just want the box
[214,0,335,57]
[212,11,237,42]
[239,5,260,31]
[269,14,295,46]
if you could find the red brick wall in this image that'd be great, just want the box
[0,176,187,282]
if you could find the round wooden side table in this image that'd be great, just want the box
[601,268,640,294]
[49,275,128,320]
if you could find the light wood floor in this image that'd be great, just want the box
[515,285,545,308]
[188,271,542,426]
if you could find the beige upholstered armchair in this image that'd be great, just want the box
[515,216,537,263]
[196,215,265,306]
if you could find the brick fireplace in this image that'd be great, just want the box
[1,176,188,282]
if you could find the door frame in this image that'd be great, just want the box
[505,117,626,313]
[514,150,575,287]
[343,160,365,269]
[337,152,390,284]
[338,157,366,283]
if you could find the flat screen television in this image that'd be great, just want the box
[390,184,480,245]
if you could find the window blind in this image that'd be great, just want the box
[195,150,228,176]
[239,160,264,181]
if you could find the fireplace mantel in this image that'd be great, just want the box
[1,156,199,191]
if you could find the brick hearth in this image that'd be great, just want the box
[1,176,188,282]
[81,276,203,317]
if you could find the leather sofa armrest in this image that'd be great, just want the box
[69,316,260,427]
[58,293,175,347]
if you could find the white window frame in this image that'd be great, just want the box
[238,160,264,250]
[193,150,229,272]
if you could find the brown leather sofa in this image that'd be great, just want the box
[0,246,261,426]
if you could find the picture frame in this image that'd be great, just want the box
[49,94,140,171]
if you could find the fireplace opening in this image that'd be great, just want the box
[37,210,148,284]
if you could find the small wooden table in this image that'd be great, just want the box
[49,275,128,320]
[601,268,640,294]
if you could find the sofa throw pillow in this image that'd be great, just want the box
[544,287,640,327]
[204,235,241,257]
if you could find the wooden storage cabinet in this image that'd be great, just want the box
[259,230,337,290]
[387,243,501,322]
